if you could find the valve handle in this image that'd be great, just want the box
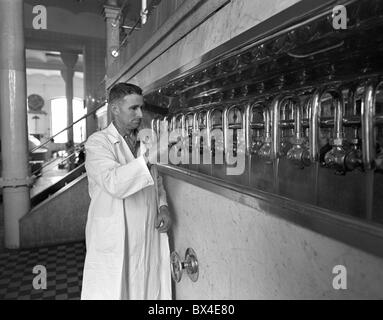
[170,248,199,283]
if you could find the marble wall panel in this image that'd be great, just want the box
[163,175,383,299]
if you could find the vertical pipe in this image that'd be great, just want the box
[156,118,161,138]
[264,108,271,140]
[193,113,198,133]
[192,113,198,164]
[245,104,252,156]
[170,116,175,132]
[223,106,230,163]
[240,106,246,155]
[150,118,156,141]
[206,109,213,152]
[361,83,376,170]
[271,96,281,160]
[0,0,30,248]
[361,83,376,221]
[181,114,186,139]
[295,101,302,140]
[310,90,322,162]
[334,93,344,144]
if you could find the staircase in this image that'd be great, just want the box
[15,102,107,249]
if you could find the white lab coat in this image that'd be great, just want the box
[81,123,172,300]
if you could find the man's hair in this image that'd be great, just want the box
[108,82,143,106]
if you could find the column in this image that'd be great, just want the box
[0,0,31,248]
[84,41,106,136]
[103,1,120,125]
[103,1,120,69]
[60,52,78,149]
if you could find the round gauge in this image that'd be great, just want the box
[28,94,45,111]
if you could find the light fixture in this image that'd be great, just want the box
[141,0,148,25]
[110,46,119,57]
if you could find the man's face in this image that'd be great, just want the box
[113,93,144,130]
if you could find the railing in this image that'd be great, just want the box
[30,100,107,178]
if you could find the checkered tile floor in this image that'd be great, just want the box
[0,241,85,300]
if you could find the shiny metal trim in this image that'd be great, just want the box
[158,164,383,259]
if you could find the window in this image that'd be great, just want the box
[51,97,86,143]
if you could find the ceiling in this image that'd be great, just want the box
[26,49,84,72]
[24,0,141,21]
[25,0,106,15]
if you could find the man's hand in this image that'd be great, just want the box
[155,205,172,233]
[143,140,170,165]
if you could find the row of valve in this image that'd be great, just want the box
[151,82,383,175]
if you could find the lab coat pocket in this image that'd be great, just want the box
[92,217,120,254]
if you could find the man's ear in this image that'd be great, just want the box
[111,104,120,117]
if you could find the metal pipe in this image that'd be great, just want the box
[334,92,344,144]
[170,116,175,132]
[150,117,160,141]
[0,0,30,248]
[257,103,272,159]
[239,106,247,155]
[286,96,311,168]
[295,101,302,140]
[309,89,323,162]
[192,113,198,152]
[193,113,198,132]
[223,105,246,159]
[162,116,168,136]
[223,106,230,159]
[185,112,194,154]
[321,88,349,173]
[156,118,161,137]
[206,109,215,152]
[264,107,271,140]
[250,102,267,155]
[361,82,377,170]
[178,114,186,138]
[271,96,282,160]
[245,104,252,155]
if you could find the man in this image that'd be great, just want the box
[81,83,172,300]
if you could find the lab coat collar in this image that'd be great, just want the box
[105,122,146,158]
[105,122,123,144]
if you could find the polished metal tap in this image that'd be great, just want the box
[323,89,348,173]
[224,105,246,160]
[185,113,195,153]
[344,142,363,171]
[258,104,273,159]
[279,100,294,157]
[287,97,310,169]
[245,102,266,155]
